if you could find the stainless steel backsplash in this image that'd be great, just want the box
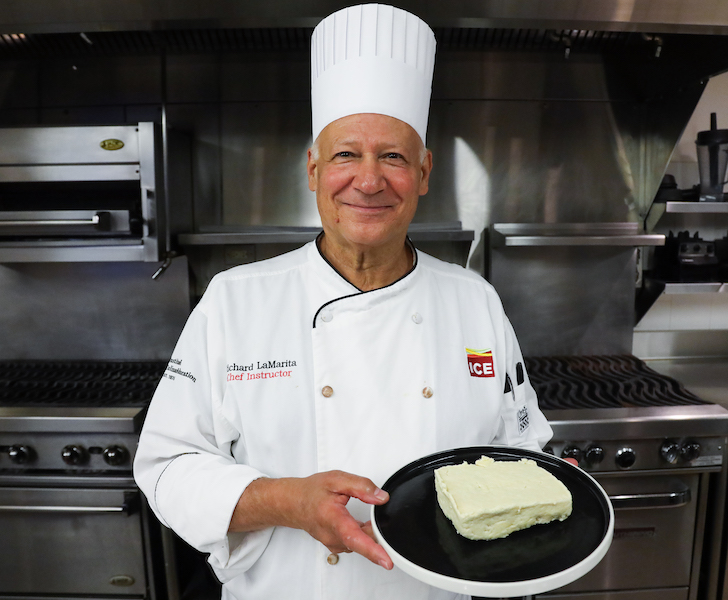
[0,33,724,358]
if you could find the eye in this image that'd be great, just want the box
[383,152,407,161]
[333,151,353,158]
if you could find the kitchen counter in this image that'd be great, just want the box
[646,357,728,409]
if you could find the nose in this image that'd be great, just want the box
[353,156,385,195]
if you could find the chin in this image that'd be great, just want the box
[344,223,408,246]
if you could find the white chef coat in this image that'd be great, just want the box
[134,239,552,600]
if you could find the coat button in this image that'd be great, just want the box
[422,386,434,398]
[327,553,339,565]
[320,309,333,323]
[412,313,423,324]
[321,385,334,398]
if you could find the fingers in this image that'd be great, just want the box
[332,517,393,569]
[324,470,389,506]
[244,471,394,569]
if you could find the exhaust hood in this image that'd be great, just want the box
[2,0,728,37]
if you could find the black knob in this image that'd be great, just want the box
[103,445,129,466]
[561,446,583,463]
[615,447,636,469]
[8,445,34,465]
[660,440,681,464]
[585,445,605,465]
[680,441,701,462]
[61,445,89,466]
[543,446,555,456]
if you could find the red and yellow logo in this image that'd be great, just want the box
[466,348,495,378]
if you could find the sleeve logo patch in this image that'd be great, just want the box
[518,405,530,433]
[466,348,495,378]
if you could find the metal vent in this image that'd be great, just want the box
[0,27,643,59]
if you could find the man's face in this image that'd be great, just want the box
[307,113,432,253]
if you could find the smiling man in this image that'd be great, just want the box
[309,112,432,290]
[134,5,552,600]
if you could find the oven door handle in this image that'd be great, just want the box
[0,491,138,514]
[0,504,127,513]
[609,488,691,509]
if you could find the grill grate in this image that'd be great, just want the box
[0,361,166,407]
[525,355,707,410]
[0,356,707,410]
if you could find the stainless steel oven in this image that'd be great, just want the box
[0,361,168,600]
[0,484,149,596]
[527,356,728,600]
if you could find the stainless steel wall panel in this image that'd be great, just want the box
[425,97,636,227]
[167,54,221,104]
[165,104,223,231]
[489,246,637,356]
[39,105,127,125]
[0,60,39,109]
[0,258,190,360]
[39,56,162,107]
[220,51,309,102]
[433,50,614,102]
[0,109,41,127]
[219,101,318,227]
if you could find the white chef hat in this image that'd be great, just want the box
[310,4,436,145]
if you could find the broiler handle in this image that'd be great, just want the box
[0,211,111,230]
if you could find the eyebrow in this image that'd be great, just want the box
[332,140,405,151]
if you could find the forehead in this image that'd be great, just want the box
[318,113,422,150]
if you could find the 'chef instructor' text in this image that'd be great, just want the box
[226,360,297,382]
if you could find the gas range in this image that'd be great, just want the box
[527,355,728,474]
[0,361,165,474]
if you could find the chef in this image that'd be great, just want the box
[134,4,552,600]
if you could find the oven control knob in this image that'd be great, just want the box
[660,440,681,464]
[103,445,129,466]
[680,441,701,463]
[8,444,34,464]
[561,446,583,463]
[615,447,636,469]
[585,445,605,465]
[61,445,89,466]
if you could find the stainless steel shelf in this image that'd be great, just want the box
[665,202,728,214]
[490,222,665,247]
[177,223,475,246]
[0,240,146,262]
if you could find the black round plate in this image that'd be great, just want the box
[373,446,612,586]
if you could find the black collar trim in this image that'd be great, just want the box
[312,233,418,328]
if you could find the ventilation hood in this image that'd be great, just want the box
[2,0,728,36]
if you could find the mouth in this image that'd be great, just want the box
[341,202,393,213]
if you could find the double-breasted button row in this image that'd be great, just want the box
[321,385,433,398]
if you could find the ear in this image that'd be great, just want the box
[418,149,433,196]
[307,148,318,192]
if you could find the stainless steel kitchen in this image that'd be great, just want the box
[1,1,728,600]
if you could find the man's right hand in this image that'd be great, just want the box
[229,470,393,569]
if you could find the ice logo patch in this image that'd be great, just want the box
[466,348,495,378]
